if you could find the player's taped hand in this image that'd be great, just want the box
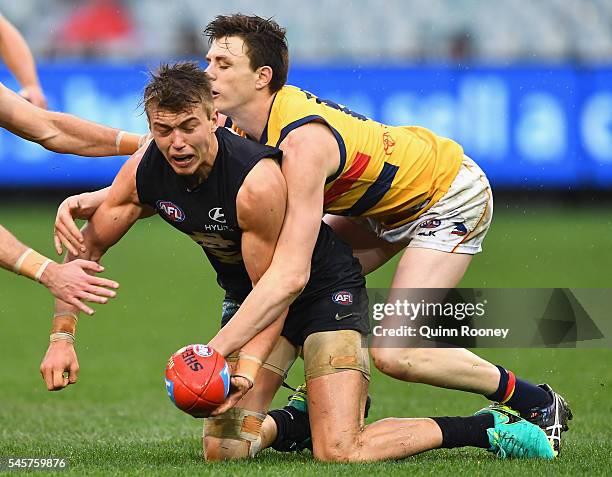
[40,341,79,391]
[54,193,100,255]
[211,375,253,416]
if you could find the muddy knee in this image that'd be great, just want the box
[371,347,432,382]
[313,436,364,462]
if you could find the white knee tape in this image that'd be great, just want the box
[303,330,370,381]
[203,408,265,457]
[261,336,299,378]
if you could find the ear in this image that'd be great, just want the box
[255,66,273,91]
[210,109,219,132]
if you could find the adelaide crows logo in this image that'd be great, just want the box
[451,222,468,236]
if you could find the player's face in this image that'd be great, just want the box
[148,103,218,182]
[205,36,260,116]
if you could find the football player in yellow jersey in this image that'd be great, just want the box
[51,14,570,455]
[201,14,570,454]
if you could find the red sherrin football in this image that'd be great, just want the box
[164,344,230,418]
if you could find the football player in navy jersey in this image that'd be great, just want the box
[40,62,555,463]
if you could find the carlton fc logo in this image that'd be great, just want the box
[208,207,226,224]
[156,200,185,222]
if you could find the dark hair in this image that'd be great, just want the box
[204,14,289,93]
[143,62,213,117]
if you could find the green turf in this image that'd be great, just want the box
[0,203,610,475]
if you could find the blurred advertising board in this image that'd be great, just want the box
[1,63,611,189]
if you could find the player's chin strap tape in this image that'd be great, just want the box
[204,408,266,457]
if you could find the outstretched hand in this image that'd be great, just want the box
[40,260,119,315]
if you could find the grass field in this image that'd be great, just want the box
[0,203,610,476]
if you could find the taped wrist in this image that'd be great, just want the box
[228,338,298,380]
[51,311,78,337]
[233,353,262,386]
[50,332,75,344]
[14,248,53,282]
[115,130,141,155]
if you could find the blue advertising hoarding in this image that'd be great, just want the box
[1,63,611,189]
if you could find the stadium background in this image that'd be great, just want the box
[0,1,610,475]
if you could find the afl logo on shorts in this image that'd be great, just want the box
[420,219,441,229]
[193,344,214,358]
[332,291,353,306]
[156,200,185,222]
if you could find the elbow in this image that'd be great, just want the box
[87,238,111,263]
[40,140,64,154]
[70,234,107,263]
[88,249,105,263]
[38,130,63,153]
[40,139,63,153]
[18,126,59,153]
[282,270,310,299]
[39,113,72,153]
[67,245,105,264]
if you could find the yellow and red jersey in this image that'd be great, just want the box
[236,85,464,229]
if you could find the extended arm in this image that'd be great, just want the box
[0,13,46,108]
[51,139,155,255]
[53,187,111,255]
[208,123,337,356]
[0,224,118,313]
[39,152,150,391]
[0,82,143,155]
[211,159,289,414]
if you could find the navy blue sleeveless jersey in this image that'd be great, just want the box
[136,126,364,307]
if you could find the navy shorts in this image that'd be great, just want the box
[221,287,370,347]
